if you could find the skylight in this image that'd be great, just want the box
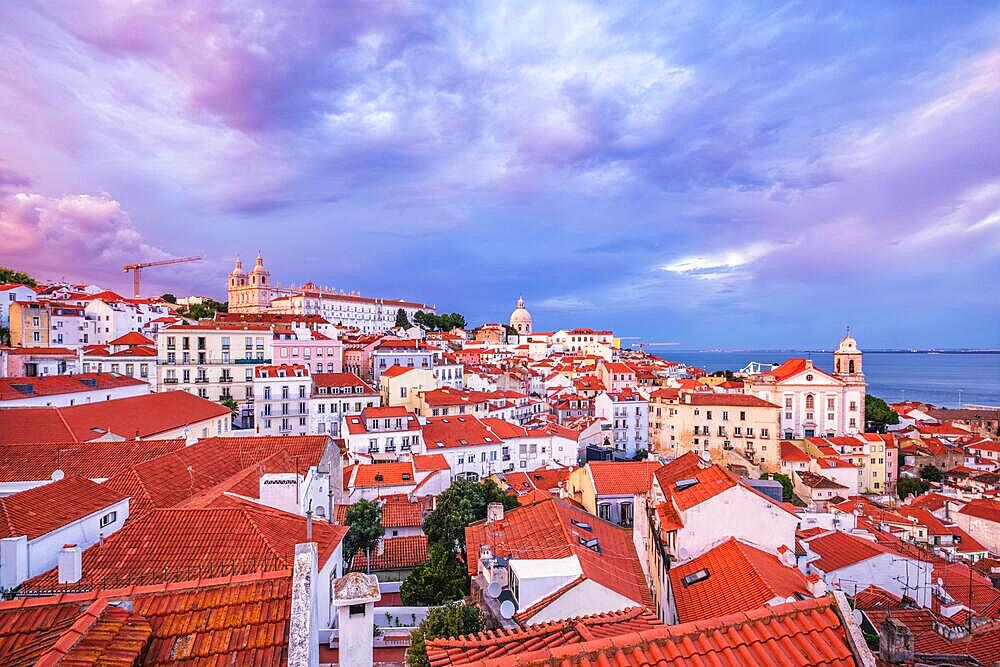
[570,518,592,532]
[675,479,699,491]
[681,568,710,587]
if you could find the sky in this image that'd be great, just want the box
[0,1,998,349]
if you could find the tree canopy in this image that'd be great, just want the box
[865,394,900,433]
[422,478,519,556]
[897,477,930,500]
[219,396,238,413]
[342,499,384,568]
[413,311,467,332]
[0,267,37,287]
[176,298,227,320]
[395,308,411,328]
[400,544,469,606]
[160,293,177,304]
[406,602,485,667]
[919,464,943,483]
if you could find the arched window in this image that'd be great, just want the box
[805,394,815,410]
[848,359,855,374]
[836,359,841,373]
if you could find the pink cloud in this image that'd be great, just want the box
[0,192,168,279]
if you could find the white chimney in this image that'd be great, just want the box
[58,544,82,584]
[808,574,827,597]
[486,502,504,524]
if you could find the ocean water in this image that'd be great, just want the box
[654,351,1000,408]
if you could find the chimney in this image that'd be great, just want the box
[878,616,913,664]
[287,543,319,667]
[807,573,827,597]
[58,544,82,584]
[486,502,504,524]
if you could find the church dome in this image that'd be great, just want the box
[509,296,532,334]
[250,253,267,274]
[230,257,244,276]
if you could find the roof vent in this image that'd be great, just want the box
[402,473,412,481]
[682,568,710,587]
[675,478,699,491]
[374,473,384,482]
[570,518,592,532]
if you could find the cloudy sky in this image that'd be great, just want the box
[1,2,998,348]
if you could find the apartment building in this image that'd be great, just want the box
[593,389,649,459]
[156,323,273,428]
[309,372,380,437]
[650,391,781,470]
[254,364,311,436]
[9,301,49,346]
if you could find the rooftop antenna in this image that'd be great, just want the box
[305,500,314,541]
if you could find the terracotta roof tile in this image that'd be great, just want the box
[0,391,230,445]
[0,439,186,484]
[426,607,662,667]
[670,538,812,622]
[462,597,862,666]
[352,535,428,572]
[465,498,652,610]
[0,476,125,540]
[0,374,147,402]
[587,461,662,496]
[20,502,346,594]
[0,571,292,666]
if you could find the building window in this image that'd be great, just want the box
[598,503,612,521]
[99,511,117,527]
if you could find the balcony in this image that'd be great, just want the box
[219,376,233,383]
[163,378,178,384]
[194,377,209,384]
[235,358,271,365]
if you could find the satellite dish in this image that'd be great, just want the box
[499,599,516,619]
[487,582,502,599]
[51,469,64,482]
[853,610,864,626]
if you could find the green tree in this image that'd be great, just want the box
[400,544,469,606]
[406,602,485,667]
[443,312,466,331]
[395,308,410,328]
[919,464,943,483]
[865,394,900,433]
[160,293,177,304]
[0,267,37,287]
[760,472,795,504]
[897,477,930,500]
[422,478,519,556]
[177,298,227,321]
[342,499,384,569]
[219,396,238,413]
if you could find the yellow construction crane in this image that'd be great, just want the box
[122,256,202,298]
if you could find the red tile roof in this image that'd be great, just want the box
[802,531,892,572]
[412,453,450,471]
[0,476,126,541]
[426,607,662,666]
[454,597,862,667]
[863,607,1000,666]
[312,371,375,392]
[852,585,902,611]
[0,391,231,445]
[0,373,148,402]
[103,435,327,516]
[957,498,1000,523]
[669,538,812,622]
[380,364,416,378]
[20,501,346,593]
[682,393,780,408]
[781,440,812,462]
[351,461,417,488]
[587,461,662,496]
[0,571,292,666]
[465,498,652,610]
[107,332,154,346]
[352,535,428,572]
[0,439,186,483]
[422,415,502,449]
